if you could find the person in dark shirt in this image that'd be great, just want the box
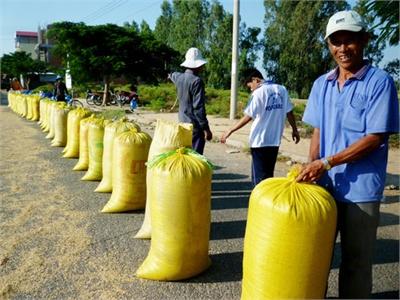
[169,47,213,155]
[53,75,68,102]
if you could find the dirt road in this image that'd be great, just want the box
[0,102,399,299]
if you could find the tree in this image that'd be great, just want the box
[365,0,399,46]
[169,0,208,54]
[1,51,48,88]
[263,0,348,98]
[354,0,384,66]
[203,1,233,88]
[48,22,177,104]
[384,59,400,89]
[239,24,262,82]
[154,0,173,45]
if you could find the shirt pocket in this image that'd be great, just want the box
[342,94,367,132]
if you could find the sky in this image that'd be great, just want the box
[0,0,398,70]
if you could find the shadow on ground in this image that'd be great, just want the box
[186,252,243,283]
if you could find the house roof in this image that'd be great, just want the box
[16,31,38,37]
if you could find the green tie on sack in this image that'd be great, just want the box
[241,166,337,299]
[135,119,193,239]
[95,119,141,193]
[136,148,213,281]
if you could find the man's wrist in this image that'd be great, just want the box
[320,157,332,170]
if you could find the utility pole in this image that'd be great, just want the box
[230,0,240,120]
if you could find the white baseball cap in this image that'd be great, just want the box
[180,47,207,69]
[325,10,367,40]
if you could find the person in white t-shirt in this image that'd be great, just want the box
[221,68,300,186]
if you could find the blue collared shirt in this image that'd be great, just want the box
[170,69,209,132]
[303,63,399,202]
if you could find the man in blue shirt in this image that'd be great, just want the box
[297,10,399,298]
[170,47,213,154]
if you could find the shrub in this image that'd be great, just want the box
[138,84,176,109]
[32,84,54,93]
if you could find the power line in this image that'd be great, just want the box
[82,0,124,20]
[83,0,128,22]
[117,0,161,25]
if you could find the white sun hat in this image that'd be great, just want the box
[325,10,367,40]
[180,47,207,69]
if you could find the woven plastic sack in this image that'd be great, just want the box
[95,119,141,192]
[241,166,337,299]
[26,96,33,120]
[135,119,193,239]
[45,102,59,139]
[7,92,14,109]
[38,99,47,126]
[20,95,28,118]
[51,104,71,147]
[73,115,97,171]
[31,96,40,121]
[63,108,91,158]
[136,148,213,281]
[101,129,151,212]
[42,100,54,132]
[82,118,110,181]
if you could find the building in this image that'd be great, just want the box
[35,25,60,66]
[15,31,38,59]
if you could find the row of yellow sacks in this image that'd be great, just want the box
[8,92,338,298]
[25,98,215,282]
[8,92,41,121]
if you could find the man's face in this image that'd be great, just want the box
[328,30,368,71]
[246,78,259,92]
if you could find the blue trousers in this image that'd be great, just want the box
[250,146,279,187]
[192,130,206,155]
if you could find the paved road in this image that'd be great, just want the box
[0,92,399,299]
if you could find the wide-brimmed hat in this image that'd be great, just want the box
[325,10,367,40]
[180,47,207,69]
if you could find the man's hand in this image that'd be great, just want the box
[296,160,326,182]
[220,130,231,144]
[205,129,213,141]
[292,129,300,144]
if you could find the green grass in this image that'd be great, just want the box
[98,109,126,120]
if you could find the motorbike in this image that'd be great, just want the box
[116,91,139,112]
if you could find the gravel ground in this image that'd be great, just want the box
[0,98,399,299]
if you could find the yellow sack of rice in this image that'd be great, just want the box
[81,118,111,181]
[26,96,33,120]
[63,108,91,158]
[31,95,40,121]
[101,129,151,212]
[73,114,97,171]
[7,92,14,109]
[45,102,60,139]
[41,100,53,132]
[136,148,213,281]
[20,95,28,118]
[38,99,46,125]
[135,119,193,239]
[95,119,141,193]
[241,166,337,300]
[51,104,71,147]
